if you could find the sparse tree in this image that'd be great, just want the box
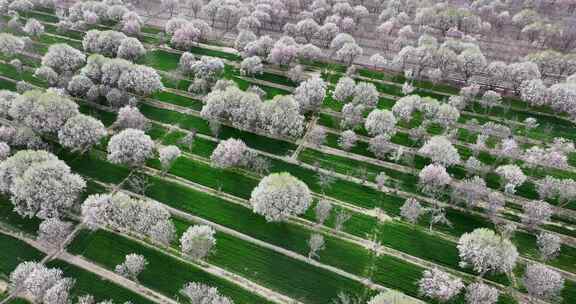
[334,209,351,231]
[375,172,389,190]
[308,233,325,259]
[315,199,332,226]
[451,176,488,208]
[148,220,176,247]
[368,135,394,159]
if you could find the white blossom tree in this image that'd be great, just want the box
[115,254,148,282]
[180,225,216,260]
[117,37,146,61]
[537,232,561,261]
[307,127,326,147]
[107,129,155,168]
[58,114,106,154]
[495,164,526,194]
[0,141,10,160]
[336,42,363,66]
[365,109,397,138]
[522,200,553,230]
[352,82,379,108]
[0,150,86,219]
[332,76,356,103]
[171,23,201,50]
[465,282,499,304]
[338,130,358,151]
[419,136,461,167]
[400,198,423,224]
[9,262,72,304]
[43,277,75,304]
[210,138,248,169]
[240,56,263,77]
[250,172,311,222]
[81,193,175,245]
[159,145,181,174]
[434,104,460,128]
[260,95,305,138]
[418,268,464,302]
[114,106,149,130]
[418,164,452,196]
[294,77,327,113]
[523,264,564,302]
[10,90,79,135]
[457,228,519,276]
[180,282,233,304]
[37,218,72,249]
[117,64,163,96]
[41,43,86,76]
[456,47,487,82]
[0,33,24,58]
[23,19,45,38]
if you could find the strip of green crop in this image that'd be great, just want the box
[0,232,44,276]
[68,230,274,304]
[0,197,41,235]
[58,150,445,302]
[46,259,158,304]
